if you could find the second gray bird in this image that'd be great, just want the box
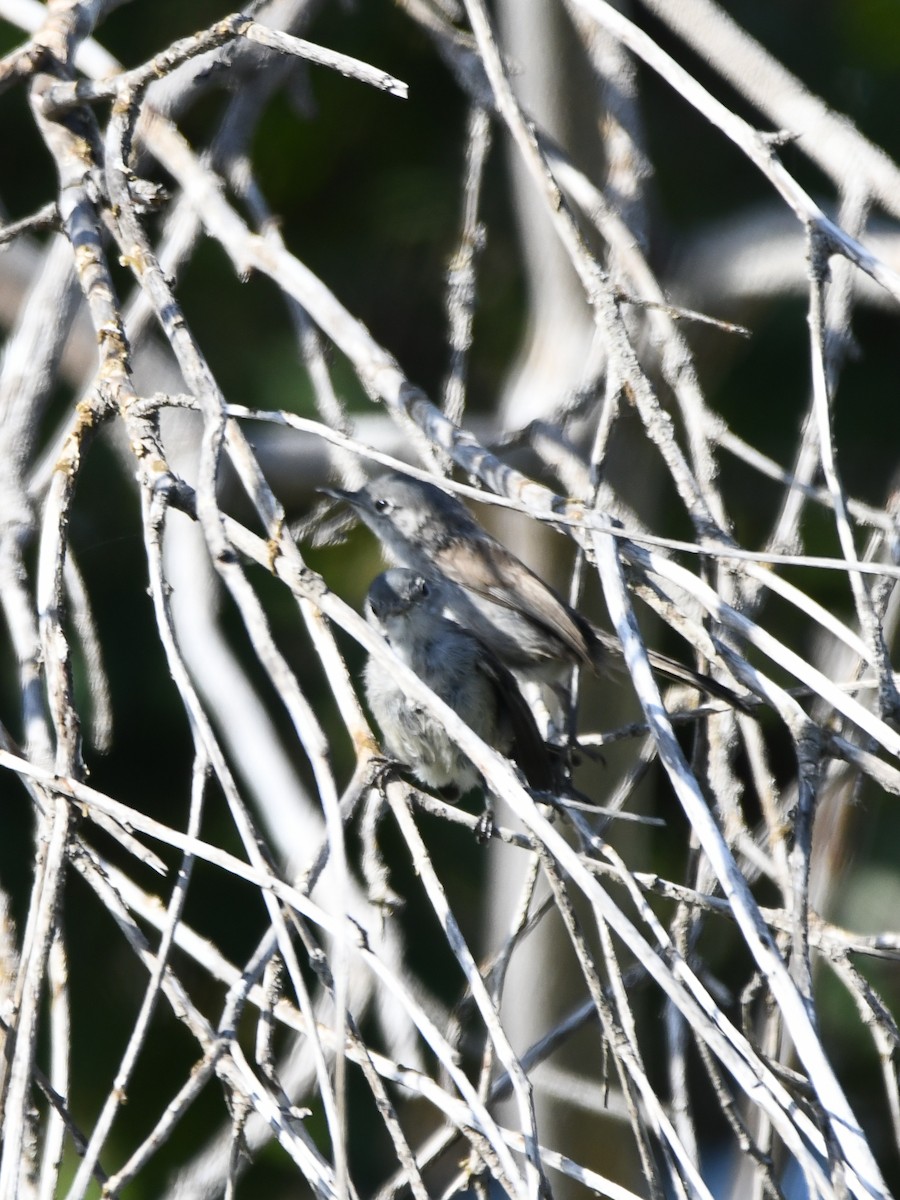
[328,471,741,704]
[363,568,555,798]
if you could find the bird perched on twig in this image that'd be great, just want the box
[326,471,743,708]
[363,569,557,820]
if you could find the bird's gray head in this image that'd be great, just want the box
[364,568,444,634]
[322,472,475,562]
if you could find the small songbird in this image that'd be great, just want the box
[363,569,556,802]
[327,471,741,705]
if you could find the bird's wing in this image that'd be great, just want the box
[440,533,748,706]
[474,642,557,791]
[439,536,599,669]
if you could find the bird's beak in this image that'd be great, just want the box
[318,486,358,506]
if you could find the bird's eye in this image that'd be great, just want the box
[373,498,391,513]
[418,580,429,597]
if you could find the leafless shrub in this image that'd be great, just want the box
[0,2,899,1198]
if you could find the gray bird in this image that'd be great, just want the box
[327,471,741,705]
[363,568,556,800]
